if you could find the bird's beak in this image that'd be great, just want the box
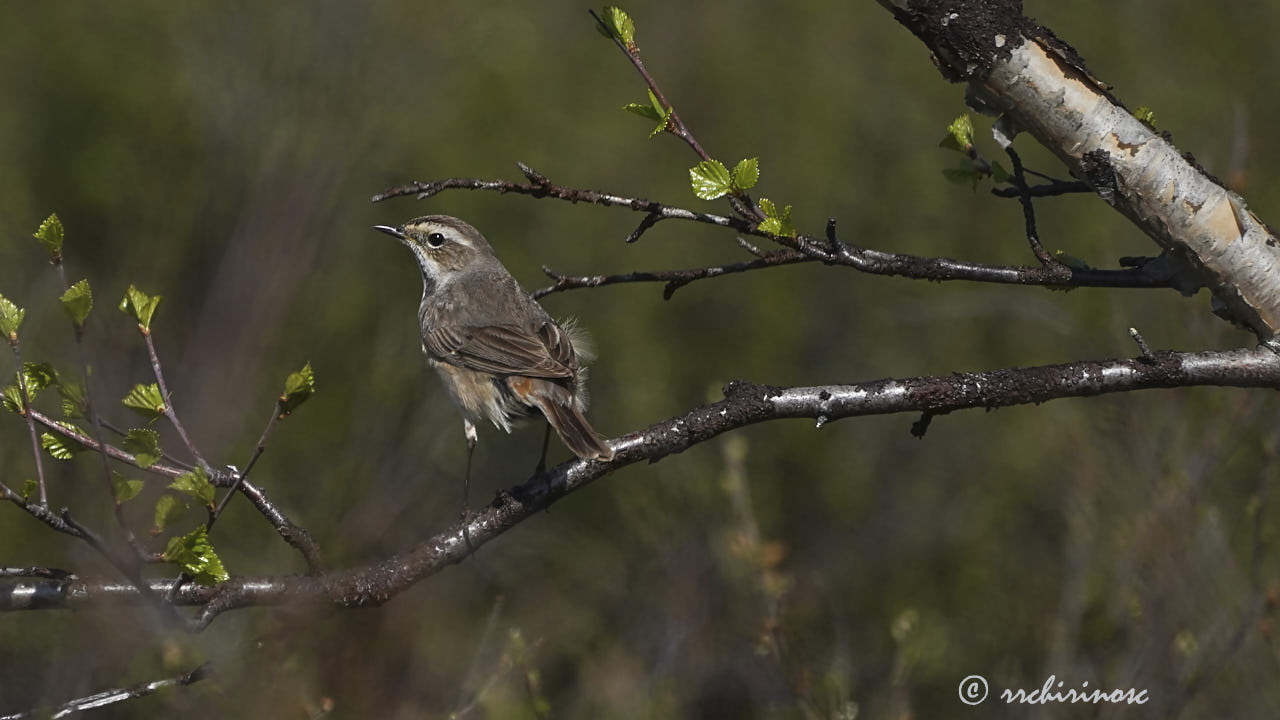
[372,225,406,240]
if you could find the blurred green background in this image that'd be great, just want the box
[2,1,1279,717]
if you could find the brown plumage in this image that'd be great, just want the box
[374,215,613,464]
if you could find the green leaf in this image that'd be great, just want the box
[1054,249,1092,270]
[22,362,59,393]
[169,467,215,508]
[33,213,64,257]
[622,102,661,121]
[599,6,635,46]
[0,294,24,339]
[58,382,85,418]
[60,279,93,326]
[162,527,229,585]
[41,431,84,460]
[21,479,37,500]
[122,383,166,420]
[58,380,86,419]
[1,385,22,414]
[279,362,316,415]
[990,161,1011,184]
[689,159,733,200]
[731,158,760,191]
[3,362,57,413]
[623,90,671,139]
[939,113,975,152]
[123,428,162,468]
[152,494,187,535]
[112,472,144,504]
[118,284,161,333]
[757,197,795,237]
[1134,105,1157,128]
[942,166,983,188]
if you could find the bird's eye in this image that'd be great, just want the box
[425,232,446,248]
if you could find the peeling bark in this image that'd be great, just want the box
[880,0,1280,340]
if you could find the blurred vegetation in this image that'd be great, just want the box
[2,1,1280,717]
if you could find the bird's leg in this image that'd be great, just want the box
[534,421,551,476]
[462,419,477,553]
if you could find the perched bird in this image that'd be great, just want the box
[374,215,614,493]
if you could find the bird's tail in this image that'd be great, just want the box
[536,397,614,462]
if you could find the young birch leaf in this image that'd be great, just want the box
[118,284,161,333]
[623,99,663,122]
[122,383,166,420]
[759,197,777,218]
[22,362,59,393]
[279,362,315,415]
[990,161,1011,184]
[58,380,86,419]
[152,494,187,535]
[41,431,84,460]
[0,294,24,339]
[123,428,162,468]
[600,6,636,47]
[21,479,38,500]
[758,218,783,235]
[33,213,64,258]
[169,467,215,508]
[1,385,22,414]
[731,158,760,190]
[112,472,144,504]
[939,113,975,152]
[162,527,229,585]
[942,166,983,189]
[690,159,733,200]
[60,280,93,326]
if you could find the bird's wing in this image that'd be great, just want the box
[426,321,576,379]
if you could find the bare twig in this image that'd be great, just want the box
[143,332,210,473]
[8,338,47,506]
[533,249,810,300]
[8,345,1278,623]
[210,405,281,524]
[991,180,1091,198]
[0,662,209,720]
[0,567,75,581]
[1004,146,1065,268]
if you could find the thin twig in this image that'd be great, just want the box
[533,250,810,300]
[0,567,75,581]
[587,9,710,163]
[375,169,1175,291]
[1005,146,1065,268]
[29,409,323,569]
[143,332,210,473]
[210,404,281,524]
[991,180,1091,198]
[587,9,765,223]
[8,338,47,506]
[0,663,209,720]
[51,262,149,556]
[29,409,187,479]
[100,419,195,471]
